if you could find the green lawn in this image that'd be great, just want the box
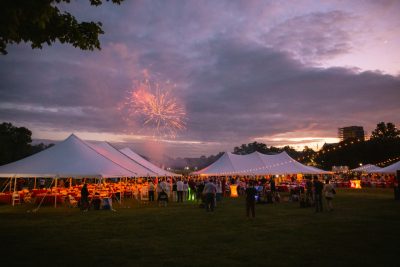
[0,188,399,267]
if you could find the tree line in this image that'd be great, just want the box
[0,122,53,165]
[1,121,399,171]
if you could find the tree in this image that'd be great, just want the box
[0,122,55,165]
[371,122,400,139]
[234,141,269,155]
[0,0,124,55]
[0,122,32,165]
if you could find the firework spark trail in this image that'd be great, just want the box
[124,77,186,138]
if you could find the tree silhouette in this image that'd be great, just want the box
[371,122,400,139]
[0,0,124,55]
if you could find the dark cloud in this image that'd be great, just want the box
[264,11,357,63]
[185,37,400,142]
[0,1,399,156]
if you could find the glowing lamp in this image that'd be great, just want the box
[350,180,362,189]
[230,185,238,198]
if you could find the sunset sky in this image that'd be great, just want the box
[0,0,399,158]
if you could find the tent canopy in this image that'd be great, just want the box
[351,164,382,173]
[370,160,400,174]
[193,151,330,176]
[119,147,181,177]
[0,134,136,178]
[87,142,158,177]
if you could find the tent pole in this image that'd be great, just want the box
[12,176,17,206]
[34,177,37,189]
[119,177,122,204]
[54,177,58,208]
[9,177,12,192]
[13,176,17,192]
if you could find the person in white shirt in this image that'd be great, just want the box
[176,179,184,202]
[323,179,335,211]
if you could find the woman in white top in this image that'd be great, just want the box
[323,179,335,211]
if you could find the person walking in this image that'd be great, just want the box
[245,180,257,218]
[323,179,335,211]
[203,179,217,212]
[313,176,324,213]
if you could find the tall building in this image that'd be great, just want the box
[338,126,365,141]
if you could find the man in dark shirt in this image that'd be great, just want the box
[81,183,89,211]
[245,181,257,218]
[313,176,324,212]
[306,177,313,205]
[203,180,217,212]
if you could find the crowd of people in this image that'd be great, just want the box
[1,173,398,217]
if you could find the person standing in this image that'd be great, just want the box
[313,176,324,213]
[176,179,184,203]
[203,179,217,212]
[305,177,313,206]
[188,178,196,201]
[183,180,189,201]
[216,180,222,203]
[80,183,89,212]
[323,179,335,211]
[270,177,276,200]
[148,180,155,202]
[245,181,257,218]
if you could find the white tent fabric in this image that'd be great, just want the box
[0,134,136,178]
[193,151,329,176]
[119,147,181,177]
[351,164,382,173]
[86,142,158,177]
[371,160,400,174]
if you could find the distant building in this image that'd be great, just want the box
[338,126,365,141]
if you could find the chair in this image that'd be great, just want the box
[12,192,21,206]
[67,195,78,208]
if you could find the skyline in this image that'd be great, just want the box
[1,0,399,158]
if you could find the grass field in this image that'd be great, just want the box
[0,188,399,267]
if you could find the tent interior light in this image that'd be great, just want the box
[350,180,362,189]
[230,185,238,197]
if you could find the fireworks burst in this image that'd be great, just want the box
[123,75,186,138]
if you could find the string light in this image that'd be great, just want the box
[375,156,400,167]
[297,138,365,162]
[205,159,307,176]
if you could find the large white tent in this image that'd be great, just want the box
[87,142,158,177]
[371,160,400,174]
[351,164,382,173]
[193,151,330,176]
[119,147,181,177]
[0,134,136,178]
